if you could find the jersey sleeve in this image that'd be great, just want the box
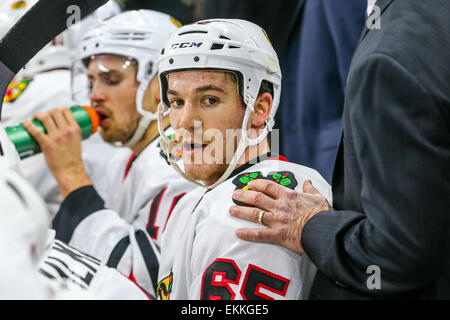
[52,182,188,295]
[38,237,154,299]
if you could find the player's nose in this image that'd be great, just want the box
[177,99,202,130]
[90,83,107,104]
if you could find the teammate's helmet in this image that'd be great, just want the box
[156,19,282,188]
[21,34,73,78]
[21,0,121,78]
[0,158,50,265]
[66,0,122,53]
[73,9,181,147]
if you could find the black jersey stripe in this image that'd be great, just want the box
[146,187,167,239]
[106,235,131,268]
[135,230,159,293]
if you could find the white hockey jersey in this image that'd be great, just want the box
[54,130,196,295]
[157,155,332,300]
[38,230,151,300]
[1,70,117,217]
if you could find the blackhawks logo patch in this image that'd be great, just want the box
[156,271,173,300]
[11,1,27,10]
[3,78,32,103]
[232,171,298,206]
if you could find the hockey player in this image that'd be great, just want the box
[1,0,121,216]
[24,10,196,295]
[0,125,151,300]
[155,19,333,300]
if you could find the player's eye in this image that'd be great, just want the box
[87,77,94,92]
[98,72,122,86]
[202,96,219,106]
[169,98,184,109]
[104,76,121,86]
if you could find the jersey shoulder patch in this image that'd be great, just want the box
[231,171,298,206]
[3,78,32,103]
[156,270,173,300]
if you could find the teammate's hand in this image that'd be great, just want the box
[229,179,333,254]
[23,108,92,198]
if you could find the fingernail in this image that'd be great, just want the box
[229,206,237,214]
[232,190,241,198]
[235,230,243,238]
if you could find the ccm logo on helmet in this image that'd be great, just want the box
[171,42,203,49]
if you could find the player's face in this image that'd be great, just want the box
[167,70,246,186]
[87,55,141,143]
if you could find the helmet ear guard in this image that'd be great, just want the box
[156,19,282,189]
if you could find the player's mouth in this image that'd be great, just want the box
[95,109,111,127]
[183,141,208,155]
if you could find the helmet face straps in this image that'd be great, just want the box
[157,19,282,189]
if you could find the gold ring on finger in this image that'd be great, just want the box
[257,210,265,225]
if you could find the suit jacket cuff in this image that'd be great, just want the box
[301,210,365,270]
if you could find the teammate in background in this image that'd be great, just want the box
[24,10,196,296]
[154,19,332,300]
[1,0,121,217]
[0,125,151,300]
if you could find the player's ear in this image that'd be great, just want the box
[152,75,161,102]
[143,76,161,113]
[249,91,272,129]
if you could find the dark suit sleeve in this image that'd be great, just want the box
[302,52,450,295]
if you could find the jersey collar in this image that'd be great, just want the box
[228,152,288,180]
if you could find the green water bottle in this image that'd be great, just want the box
[5,105,100,159]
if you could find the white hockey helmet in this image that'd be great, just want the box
[73,9,181,147]
[21,0,122,78]
[156,19,282,188]
[21,34,73,78]
[0,160,50,266]
[66,0,122,53]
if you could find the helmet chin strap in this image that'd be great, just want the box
[122,76,157,148]
[122,111,156,148]
[206,108,273,189]
[157,100,273,189]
